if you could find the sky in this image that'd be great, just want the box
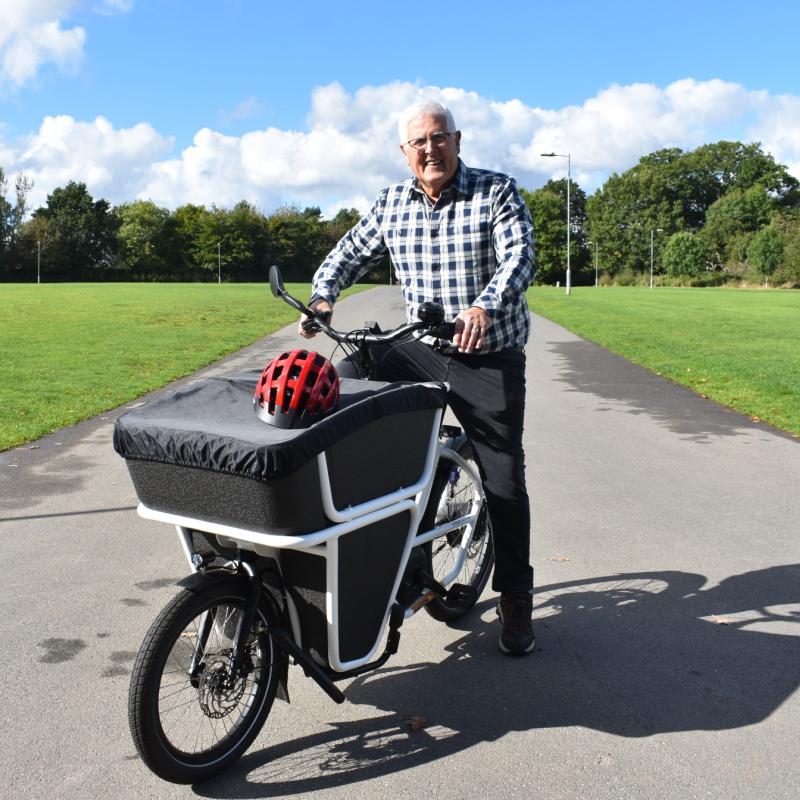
[1,0,800,216]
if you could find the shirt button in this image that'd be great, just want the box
[432,263,440,271]
[431,229,438,238]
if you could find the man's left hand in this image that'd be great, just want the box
[453,307,492,353]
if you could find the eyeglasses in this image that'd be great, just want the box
[405,131,453,151]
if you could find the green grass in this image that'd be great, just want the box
[0,283,366,451]
[4,283,799,450]
[527,286,800,436]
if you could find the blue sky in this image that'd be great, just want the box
[2,1,800,214]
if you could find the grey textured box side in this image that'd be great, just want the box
[326,409,437,509]
[337,511,412,663]
[126,408,439,534]
[281,510,413,668]
[127,458,327,535]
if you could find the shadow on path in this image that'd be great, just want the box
[547,339,791,442]
[195,563,800,797]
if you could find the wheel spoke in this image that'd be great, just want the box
[425,450,495,621]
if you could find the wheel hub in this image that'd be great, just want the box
[197,650,247,719]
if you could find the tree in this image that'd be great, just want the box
[771,211,800,286]
[747,226,784,285]
[171,204,216,280]
[585,141,799,281]
[0,168,32,279]
[662,231,709,277]
[682,141,799,211]
[586,165,677,280]
[699,185,774,269]
[520,187,566,284]
[220,201,269,281]
[264,206,329,281]
[116,200,172,279]
[35,181,118,279]
[8,215,58,281]
[521,179,589,285]
[324,207,361,249]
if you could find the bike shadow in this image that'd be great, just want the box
[194,564,800,798]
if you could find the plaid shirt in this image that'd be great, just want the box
[311,160,535,353]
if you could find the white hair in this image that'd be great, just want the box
[397,100,457,143]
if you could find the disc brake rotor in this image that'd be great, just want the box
[197,650,247,719]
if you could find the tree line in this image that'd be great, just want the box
[2,139,800,286]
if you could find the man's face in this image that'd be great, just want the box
[400,114,461,199]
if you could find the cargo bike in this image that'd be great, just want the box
[114,267,494,783]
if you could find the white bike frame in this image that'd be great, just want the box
[137,408,486,673]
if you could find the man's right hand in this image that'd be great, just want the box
[298,300,333,339]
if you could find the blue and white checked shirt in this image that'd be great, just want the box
[311,160,536,353]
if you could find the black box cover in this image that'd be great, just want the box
[113,372,446,482]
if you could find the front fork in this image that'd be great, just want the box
[187,559,262,687]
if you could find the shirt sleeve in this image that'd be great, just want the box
[473,178,536,315]
[310,194,389,306]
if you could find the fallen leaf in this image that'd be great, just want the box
[405,715,428,731]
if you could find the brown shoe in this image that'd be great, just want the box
[497,592,536,656]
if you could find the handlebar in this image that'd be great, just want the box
[269,266,455,345]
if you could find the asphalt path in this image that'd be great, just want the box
[1,286,799,800]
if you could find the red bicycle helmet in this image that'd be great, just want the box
[254,349,339,428]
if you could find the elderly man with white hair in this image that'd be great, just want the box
[300,99,536,655]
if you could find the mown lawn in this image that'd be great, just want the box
[3,283,798,451]
[526,286,800,436]
[0,283,365,451]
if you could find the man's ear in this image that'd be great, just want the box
[455,130,462,152]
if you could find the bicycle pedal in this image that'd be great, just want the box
[417,571,448,598]
[445,583,478,609]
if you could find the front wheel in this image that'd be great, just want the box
[424,441,494,622]
[128,577,282,784]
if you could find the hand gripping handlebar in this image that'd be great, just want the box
[268,265,455,344]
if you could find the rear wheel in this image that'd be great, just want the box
[424,442,494,622]
[128,577,282,784]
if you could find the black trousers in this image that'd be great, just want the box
[338,339,533,593]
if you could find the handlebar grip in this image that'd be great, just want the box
[301,310,332,333]
[428,322,456,340]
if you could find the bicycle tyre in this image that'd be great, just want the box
[128,577,281,784]
[424,441,494,622]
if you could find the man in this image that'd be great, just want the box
[300,100,536,655]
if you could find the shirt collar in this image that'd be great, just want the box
[409,159,468,200]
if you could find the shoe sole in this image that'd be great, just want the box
[497,636,536,656]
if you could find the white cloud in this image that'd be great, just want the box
[94,1,135,14]
[0,0,133,88]
[11,115,172,208]
[2,79,800,216]
[749,94,800,182]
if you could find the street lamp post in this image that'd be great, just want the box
[37,239,41,284]
[541,151,571,295]
[649,228,663,290]
[588,239,599,286]
[217,242,221,284]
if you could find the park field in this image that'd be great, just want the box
[1,284,798,451]
[526,286,800,437]
[0,283,366,451]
